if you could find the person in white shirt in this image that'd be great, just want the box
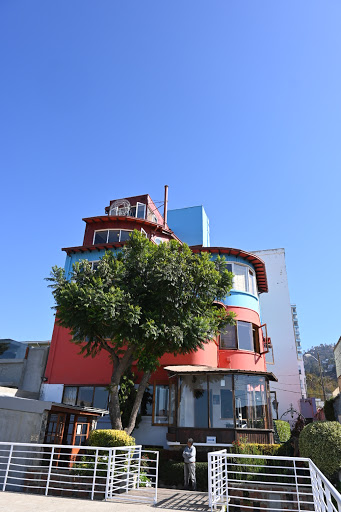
[182,438,196,490]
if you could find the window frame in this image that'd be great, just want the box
[62,385,109,410]
[219,321,261,353]
[225,261,258,296]
[152,383,170,426]
[93,229,133,245]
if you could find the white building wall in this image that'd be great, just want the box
[253,248,302,422]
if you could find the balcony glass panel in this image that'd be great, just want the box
[178,375,208,428]
[235,375,268,429]
[94,231,108,244]
[209,375,234,428]
[107,230,120,243]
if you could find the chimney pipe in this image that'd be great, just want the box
[163,185,169,227]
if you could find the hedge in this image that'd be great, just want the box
[88,429,135,447]
[159,461,208,491]
[324,398,336,421]
[299,422,341,477]
[274,420,291,443]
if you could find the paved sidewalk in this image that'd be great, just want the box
[0,489,210,512]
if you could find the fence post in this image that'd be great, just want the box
[224,452,229,511]
[105,449,112,501]
[2,444,13,492]
[154,450,159,505]
[293,459,301,512]
[136,446,141,490]
[126,447,131,492]
[45,446,55,496]
[91,448,98,501]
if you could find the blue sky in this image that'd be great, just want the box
[1,1,340,350]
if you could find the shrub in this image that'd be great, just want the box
[299,422,341,478]
[324,398,336,421]
[274,420,291,443]
[159,461,208,491]
[230,442,280,456]
[88,429,135,447]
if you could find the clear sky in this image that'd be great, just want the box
[1,1,340,351]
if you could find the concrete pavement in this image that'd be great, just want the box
[0,489,210,512]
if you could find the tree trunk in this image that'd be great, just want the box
[108,347,135,430]
[125,371,151,435]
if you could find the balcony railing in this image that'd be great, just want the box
[208,450,341,511]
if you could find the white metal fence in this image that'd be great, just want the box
[0,442,158,504]
[208,450,341,512]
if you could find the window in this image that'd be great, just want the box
[175,374,271,430]
[152,215,158,223]
[136,203,146,219]
[77,387,93,407]
[220,321,260,352]
[63,386,77,406]
[110,202,146,219]
[225,262,258,296]
[63,386,109,410]
[93,229,133,244]
[178,375,208,428]
[153,385,169,425]
[209,375,234,428]
[91,261,100,271]
[234,375,268,429]
[141,228,148,238]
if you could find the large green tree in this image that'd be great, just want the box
[47,231,235,433]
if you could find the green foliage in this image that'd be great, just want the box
[88,429,135,447]
[47,231,235,371]
[274,420,291,443]
[324,397,336,421]
[299,422,341,477]
[47,231,235,431]
[231,443,281,456]
[305,372,337,400]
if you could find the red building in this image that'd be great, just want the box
[41,194,276,447]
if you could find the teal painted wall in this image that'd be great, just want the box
[167,206,210,247]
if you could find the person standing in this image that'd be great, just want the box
[182,438,196,490]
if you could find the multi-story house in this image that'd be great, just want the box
[291,305,307,399]
[41,193,277,447]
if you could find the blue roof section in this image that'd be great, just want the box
[167,205,210,247]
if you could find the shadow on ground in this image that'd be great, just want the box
[155,489,210,511]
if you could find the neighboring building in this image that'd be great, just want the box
[334,337,341,392]
[42,194,277,447]
[291,305,307,399]
[252,249,303,422]
[0,339,50,399]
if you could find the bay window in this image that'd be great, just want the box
[175,374,270,430]
[225,262,258,296]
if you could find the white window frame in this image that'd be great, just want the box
[141,228,148,238]
[93,229,133,244]
[91,260,100,270]
[136,202,146,219]
[225,261,258,296]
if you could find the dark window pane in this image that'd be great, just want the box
[238,322,253,351]
[130,205,137,217]
[94,231,108,244]
[107,230,120,243]
[220,325,237,349]
[226,263,233,273]
[93,387,109,409]
[63,387,77,406]
[77,387,94,407]
[154,385,169,424]
[120,230,132,242]
[136,203,146,219]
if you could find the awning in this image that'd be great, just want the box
[164,365,278,382]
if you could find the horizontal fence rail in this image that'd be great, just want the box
[0,442,158,504]
[208,450,341,512]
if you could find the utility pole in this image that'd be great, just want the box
[317,352,327,402]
